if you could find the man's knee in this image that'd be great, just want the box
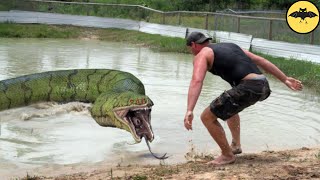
[201,107,217,124]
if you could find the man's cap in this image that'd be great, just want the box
[186,32,212,46]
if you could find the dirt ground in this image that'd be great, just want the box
[19,146,320,180]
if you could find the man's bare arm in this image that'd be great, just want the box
[187,49,211,112]
[243,50,287,82]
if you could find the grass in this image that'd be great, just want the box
[0,23,81,38]
[316,151,320,159]
[132,175,148,180]
[151,166,180,177]
[17,173,42,180]
[96,28,188,53]
[0,23,319,94]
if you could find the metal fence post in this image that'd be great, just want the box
[86,0,90,16]
[269,19,273,40]
[162,12,166,24]
[138,6,141,21]
[13,0,17,10]
[205,14,209,30]
[214,14,220,31]
[310,31,315,44]
[237,17,240,33]
[178,12,181,25]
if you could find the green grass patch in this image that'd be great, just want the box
[0,23,80,38]
[150,165,180,177]
[132,175,148,180]
[95,28,188,53]
[17,173,42,180]
[316,151,320,159]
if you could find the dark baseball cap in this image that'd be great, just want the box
[186,31,212,46]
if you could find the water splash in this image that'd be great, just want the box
[19,102,91,121]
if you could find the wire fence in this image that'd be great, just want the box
[1,0,319,45]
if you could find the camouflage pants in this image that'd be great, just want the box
[210,77,271,120]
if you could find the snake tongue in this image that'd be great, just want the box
[143,135,169,160]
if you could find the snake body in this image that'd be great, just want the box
[0,69,155,143]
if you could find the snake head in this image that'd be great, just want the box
[91,92,154,143]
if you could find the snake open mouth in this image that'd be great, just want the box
[114,106,154,142]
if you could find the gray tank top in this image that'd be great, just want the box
[208,43,262,86]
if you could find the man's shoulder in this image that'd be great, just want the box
[199,46,214,63]
[201,46,214,54]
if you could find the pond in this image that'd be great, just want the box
[0,38,319,177]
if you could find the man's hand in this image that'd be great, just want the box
[184,111,194,130]
[284,77,303,91]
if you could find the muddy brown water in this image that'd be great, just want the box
[0,38,319,178]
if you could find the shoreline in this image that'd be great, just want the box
[10,146,320,179]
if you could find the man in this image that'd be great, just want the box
[183,31,303,165]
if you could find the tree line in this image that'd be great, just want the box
[57,0,320,11]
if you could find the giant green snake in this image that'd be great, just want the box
[0,69,167,159]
